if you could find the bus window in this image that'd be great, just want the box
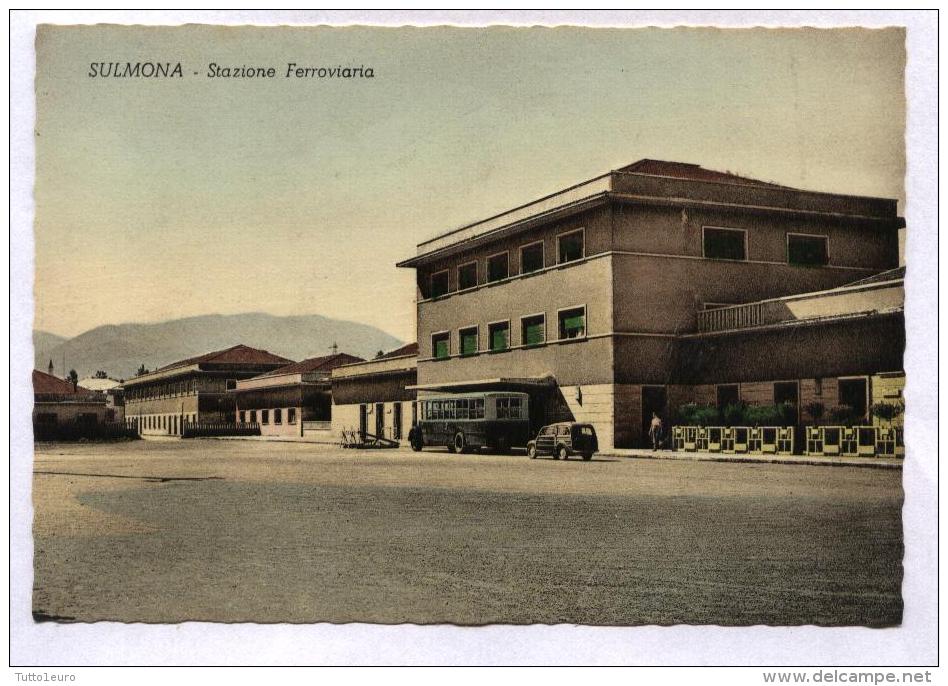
[472,399,485,419]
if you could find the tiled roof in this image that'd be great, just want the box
[33,369,97,397]
[258,352,365,378]
[378,342,418,359]
[617,159,789,189]
[156,344,293,372]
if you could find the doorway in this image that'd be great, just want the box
[641,386,668,447]
[838,378,869,421]
[375,403,384,438]
[359,404,367,437]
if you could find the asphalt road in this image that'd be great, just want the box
[31,439,903,626]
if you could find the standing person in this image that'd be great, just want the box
[648,412,663,451]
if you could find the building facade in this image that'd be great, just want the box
[330,343,418,445]
[397,160,904,449]
[32,369,116,440]
[122,344,292,437]
[231,352,363,439]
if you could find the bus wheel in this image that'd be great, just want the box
[557,445,569,461]
[454,432,466,453]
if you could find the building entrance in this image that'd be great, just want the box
[641,386,668,447]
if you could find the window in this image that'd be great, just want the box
[432,332,450,359]
[558,229,585,264]
[703,227,747,261]
[488,321,510,352]
[774,381,799,407]
[458,261,478,290]
[521,314,546,347]
[288,408,297,424]
[261,409,269,425]
[250,410,257,424]
[838,378,868,420]
[787,234,828,266]
[459,327,478,356]
[487,252,509,282]
[716,384,740,409]
[558,307,586,340]
[274,408,282,424]
[496,396,524,419]
[225,379,237,390]
[239,411,246,424]
[520,241,544,274]
[430,270,449,298]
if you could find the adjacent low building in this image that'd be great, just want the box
[231,352,363,439]
[32,369,115,440]
[331,343,418,444]
[122,344,293,437]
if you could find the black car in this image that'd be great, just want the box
[527,422,599,461]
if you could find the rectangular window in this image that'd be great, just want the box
[274,408,282,424]
[557,229,585,264]
[558,307,586,340]
[787,234,829,266]
[430,270,449,298]
[487,252,509,282]
[521,314,546,347]
[261,409,269,425]
[488,321,510,352]
[703,227,747,261]
[432,332,450,359]
[520,241,544,274]
[239,411,246,424]
[458,261,478,290]
[838,378,868,419]
[774,381,799,407]
[459,327,478,356]
[716,384,740,409]
[225,379,237,390]
[250,410,257,424]
[288,408,297,424]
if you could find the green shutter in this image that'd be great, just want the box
[524,320,544,346]
[461,331,477,355]
[561,312,585,337]
[491,325,508,351]
[434,338,449,359]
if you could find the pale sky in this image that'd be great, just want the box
[33,25,905,342]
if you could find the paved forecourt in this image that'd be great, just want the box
[31,440,903,626]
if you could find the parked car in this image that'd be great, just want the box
[527,422,599,461]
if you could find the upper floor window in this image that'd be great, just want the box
[458,261,478,290]
[787,233,828,266]
[488,321,510,352]
[703,227,747,261]
[520,241,544,274]
[487,252,509,283]
[430,270,450,298]
[558,307,586,340]
[521,314,546,347]
[459,326,479,356]
[432,332,451,360]
[557,229,585,264]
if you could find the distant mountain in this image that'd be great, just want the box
[32,313,405,381]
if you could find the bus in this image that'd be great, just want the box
[409,392,531,453]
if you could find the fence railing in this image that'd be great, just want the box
[302,421,332,432]
[33,421,139,442]
[697,302,765,333]
[181,421,260,438]
[672,425,903,458]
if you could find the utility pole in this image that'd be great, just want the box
[329,341,338,355]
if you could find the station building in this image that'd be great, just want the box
[396,159,905,449]
[123,344,292,437]
[32,369,113,439]
[230,352,363,439]
[330,343,418,445]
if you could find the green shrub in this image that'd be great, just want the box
[803,401,825,423]
[827,404,858,426]
[675,403,719,427]
[777,402,798,426]
[871,401,904,423]
[722,402,746,427]
[742,404,782,426]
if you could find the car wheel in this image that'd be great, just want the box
[410,434,424,452]
[454,432,466,453]
[582,452,593,461]
[527,443,537,459]
[558,445,569,461]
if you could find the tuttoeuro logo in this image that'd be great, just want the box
[14,674,76,682]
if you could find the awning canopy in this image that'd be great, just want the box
[408,376,555,393]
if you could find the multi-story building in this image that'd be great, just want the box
[231,352,363,439]
[32,369,113,440]
[396,159,904,449]
[123,344,292,437]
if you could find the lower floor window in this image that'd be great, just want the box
[288,408,297,424]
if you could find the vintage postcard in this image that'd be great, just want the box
[10,10,938,669]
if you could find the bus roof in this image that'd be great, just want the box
[420,391,529,400]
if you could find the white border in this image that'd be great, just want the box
[8,9,938,669]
